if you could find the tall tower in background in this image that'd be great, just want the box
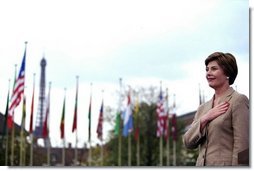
[34,57,47,138]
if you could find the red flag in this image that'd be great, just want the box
[7,42,27,129]
[72,77,79,132]
[60,92,66,139]
[96,100,103,141]
[42,83,51,138]
[29,75,35,133]
[171,114,177,141]
[163,89,169,141]
[156,86,167,137]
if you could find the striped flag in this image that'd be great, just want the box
[60,92,66,139]
[96,100,104,141]
[7,43,27,129]
[156,86,167,137]
[123,91,133,137]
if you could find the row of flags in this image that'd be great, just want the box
[2,43,105,145]
[2,42,177,148]
[114,83,177,141]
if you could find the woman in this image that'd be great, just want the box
[183,52,249,166]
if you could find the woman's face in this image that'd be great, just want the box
[206,60,228,89]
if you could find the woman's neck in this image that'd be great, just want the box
[214,84,230,99]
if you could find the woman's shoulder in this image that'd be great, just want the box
[232,90,249,101]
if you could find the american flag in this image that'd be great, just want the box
[156,87,167,137]
[96,100,104,141]
[7,43,27,129]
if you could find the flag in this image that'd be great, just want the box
[123,92,133,137]
[96,100,103,141]
[134,96,139,141]
[156,86,167,137]
[114,111,121,136]
[42,84,51,138]
[29,76,35,134]
[171,114,177,141]
[2,86,10,136]
[60,93,66,139]
[7,43,27,129]
[88,93,92,142]
[21,95,26,129]
[163,89,169,141]
[72,78,78,132]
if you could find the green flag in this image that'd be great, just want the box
[114,111,121,136]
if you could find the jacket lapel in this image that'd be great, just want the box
[217,87,235,104]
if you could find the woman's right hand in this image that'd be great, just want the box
[200,102,230,130]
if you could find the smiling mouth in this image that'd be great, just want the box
[207,78,215,82]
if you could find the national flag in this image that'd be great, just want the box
[134,96,140,141]
[21,95,26,129]
[2,85,10,136]
[96,100,103,141]
[114,111,121,136]
[42,83,51,138]
[88,93,92,142]
[156,86,167,137]
[29,75,35,134]
[163,89,169,141]
[7,43,27,129]
[60,92,66,139]
[123,91,133,137]
[171,114,177,141]
[72,77,79,132]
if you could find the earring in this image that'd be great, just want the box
[226,77,229,80]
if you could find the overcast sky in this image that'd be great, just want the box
[0,0,249,147]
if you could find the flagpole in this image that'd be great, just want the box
[62,88,66,166]
[166,117,170,166]
[159,81,163,166]
[74,76,79,166]
[62,138,65,166]
[5,122,9,166]
[159,136,163,166]
[99,140,103,166]
[30,73,35,166]
[136,93,140,166]
[173,94,176,166]
[30,133,33,166]
[127,87,132,166]
[128,133,131,166]
[88,83,93,166]
[47,82,52,166]
[118,78,122,166]
[5,79,11,166]
[100,90,104,166]
[19,95,26,166]
[165,88,170,166]
[137,131,140,166]
[10,64,17,166]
